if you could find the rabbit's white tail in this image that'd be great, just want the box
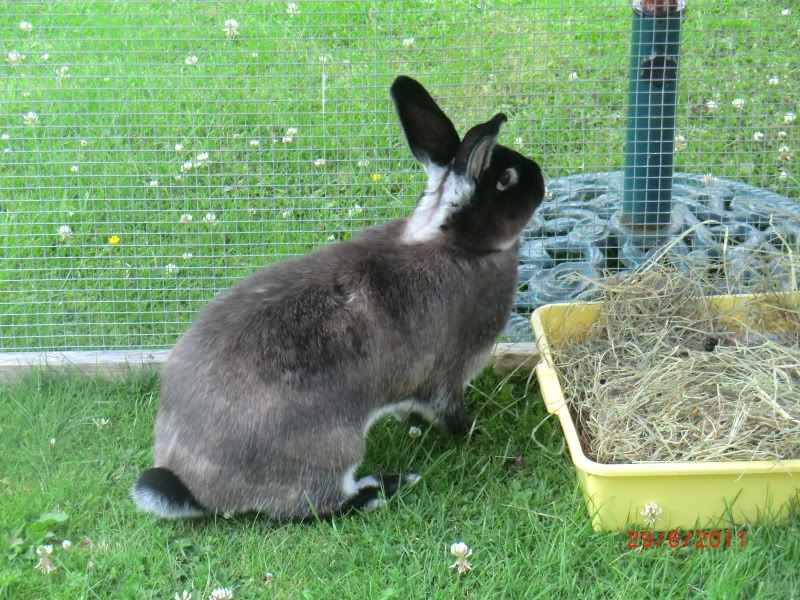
[131,467,206,519]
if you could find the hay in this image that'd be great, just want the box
[549,234,800,464]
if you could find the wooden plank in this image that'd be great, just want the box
[0,349,170,381]
[491,342,540,374]
[0,343,539,381]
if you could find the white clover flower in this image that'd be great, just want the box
[174,592,192,600]
[251,52,259,59]
[164,263,180,276]
[347,204,363,217]
[1,133,9,141]
[781,8,791,17]
[70,165,79,173]
[58,225,72,241]
[203,212,217,223]
[40,53,49,61]
[62,540,72,550]
[3,148,10,154]
[402,37,415,49]
[281,135,293,144]
[182,252,193,260]
[704,99,718,112]
[567,71,579,82]
[753,131,765,141]
[286,3,301,16]
[185,55,199,66]
[6,50,24,66]
[180,161,194,173]
[80,139,88,147]
[731,98,745,110]
[57,65,70,79]
[92,417,110,428]
[209,589,234,600]
[357,159,369,168]
[149,179,159,187]
[326,234,336,241]
[640,502,662,525]
[23,111,39,126]
[19,21,34,31]
[286,127,298,136]
[778,130,788,139]
[674,134,687,151]
[785,112,797,125]
[778,170,789,180]
[196,152,209,162]
[180,212,194,224]
[249,139,260,147]
[223,18,240,38]
[281,209,292,219]
[264,573,274,586]
[314,158,326,167]
[35,557,56,574]
[513,136,524,148]
[36,545,53,557]
[175,143,184,151]
[49,437,56,447]
[702,173,716,186]
[319,55,329,63]
[449,542,473,574]
[778,145,792,161]
[768,75,780,86]
[408,426,422,438]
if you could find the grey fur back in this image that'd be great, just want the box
[155,225,517,517]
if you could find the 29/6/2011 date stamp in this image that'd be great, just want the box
[627,529,745,549]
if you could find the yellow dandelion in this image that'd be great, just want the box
[371,173,383,182]
[108,235,120,245]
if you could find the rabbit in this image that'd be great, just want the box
[131,75,545,521]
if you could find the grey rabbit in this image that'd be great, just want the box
[132,75,545,520]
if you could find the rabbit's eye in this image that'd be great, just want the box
[497,168,518,191]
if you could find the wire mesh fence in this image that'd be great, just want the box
[1,1,797,352]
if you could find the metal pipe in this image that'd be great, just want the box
[622,0,686,229]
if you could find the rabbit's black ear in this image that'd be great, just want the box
[390,76,460,168]
[453,113,507,181]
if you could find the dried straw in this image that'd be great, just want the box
[549,231,800,464]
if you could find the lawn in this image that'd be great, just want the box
[2,369,800,599]
[1,0,797,351]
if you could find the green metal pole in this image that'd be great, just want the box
[622,0,686,229]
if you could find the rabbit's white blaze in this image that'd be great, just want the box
[402,163,474,244]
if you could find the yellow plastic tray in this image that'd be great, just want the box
[531,292,800,531]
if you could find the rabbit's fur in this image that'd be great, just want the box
[132,76,545,520]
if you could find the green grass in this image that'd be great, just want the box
[2,369,800,599]
[1,0,798,351]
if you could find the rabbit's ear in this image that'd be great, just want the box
[453,113,507,181]
[391,76,460,170]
